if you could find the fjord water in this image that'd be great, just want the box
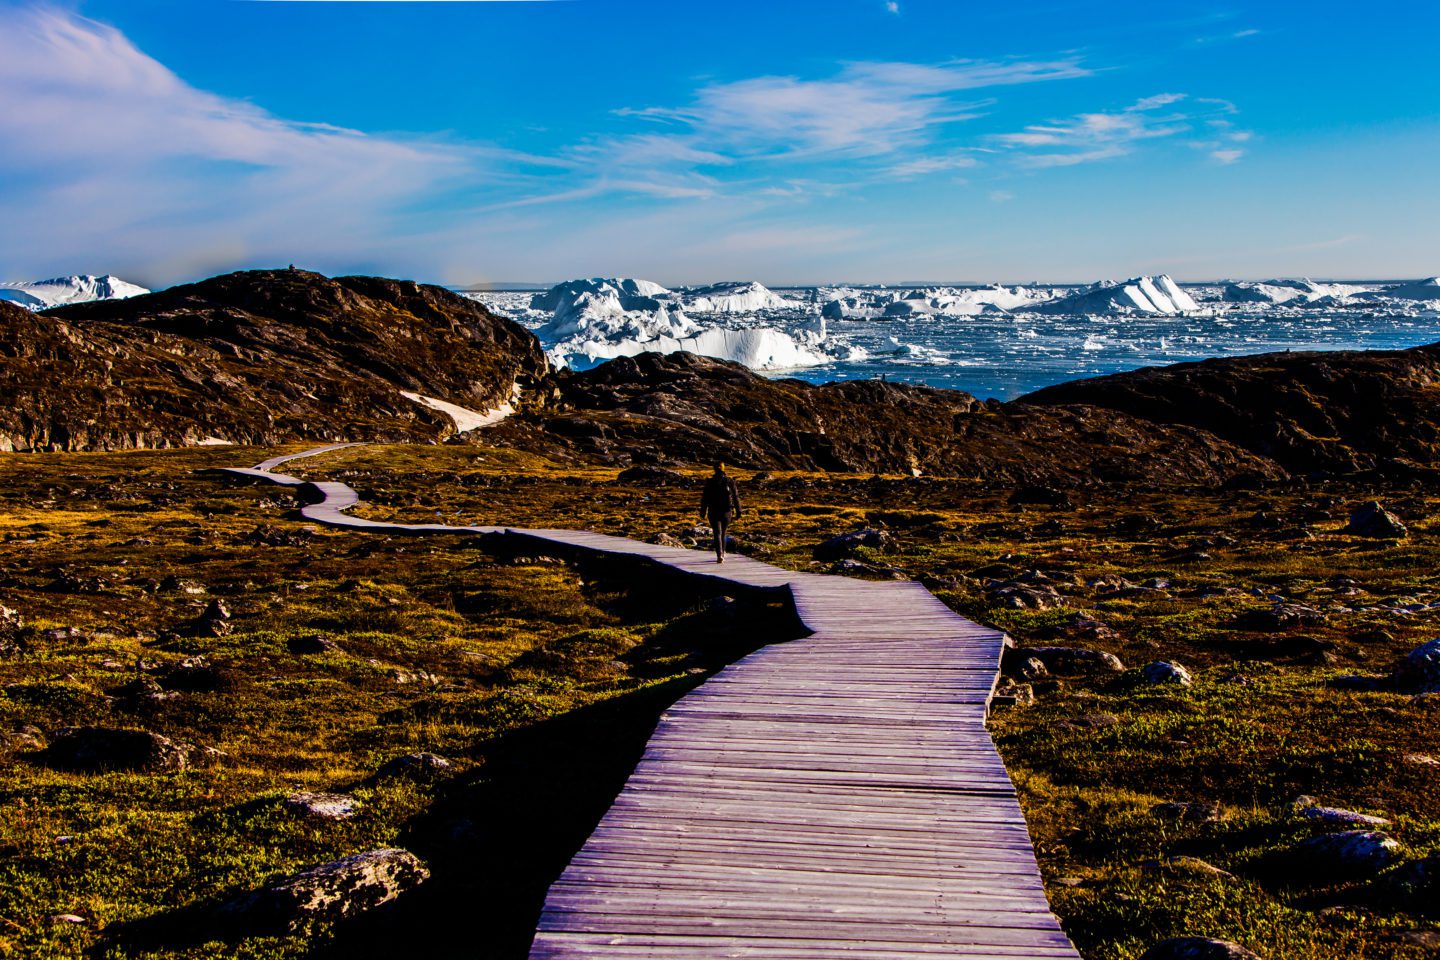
[775,297,1440,400]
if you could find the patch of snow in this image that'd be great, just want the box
[196,437,233,446]
[0,274,149,310]
[401,387,516,432]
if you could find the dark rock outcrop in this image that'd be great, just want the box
[0,270,546,451]
[1021,341,1440,478]
[491,351,1286,486]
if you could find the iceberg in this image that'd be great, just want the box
[531,277,829,372]
[1036,275,1200,315]
[1219,279,1373,305]
[0,274,149,310]
[1387,277,1440,301]
[550,326,828,372]
[684,281,797,313]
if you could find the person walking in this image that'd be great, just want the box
[699,462,742,563]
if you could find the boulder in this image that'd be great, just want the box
[159,576,206,595]
[1380,856,1440,916]
[283,791,359,821]
[813,528,895,562]
[1394,638,1440,693]
[1017,646,1124,675]
[375,752,451,779]
[1139,938,1260,960]
[226,849,429,933]
[1288,830,1401,880]
[1142,661,1193,686]
[1345,501,1408,538]
[288,634,339,655]
[1299,806,1390,828]
[1236,603,1326,632]
[45,727,193,772]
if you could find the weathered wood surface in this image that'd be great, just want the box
[222,446,1078,959]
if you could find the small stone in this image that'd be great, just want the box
[159,576,206,595]
[1386,931,1440,950]
[283,791,359,820]
[47,914,87,925]
[1142,661,1193,687]
[1139,937,1260,960]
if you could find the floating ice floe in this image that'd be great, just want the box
[0,274,149,310]
[1037,275,1201,315]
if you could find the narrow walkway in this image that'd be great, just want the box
[221,447,1080,959]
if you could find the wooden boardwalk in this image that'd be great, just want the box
[222,447,1080,960]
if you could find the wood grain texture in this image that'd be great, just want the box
[221,446,1078,959]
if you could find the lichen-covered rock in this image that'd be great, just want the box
[283,792,359,821]
[1142,661,1193,686]
[1139,937,1260,960]
[1289,830,1401,880]
[1017,646,1124,675]
[1299,806,1390,828]
[1345,501,1407,538]
[227,849,429,933]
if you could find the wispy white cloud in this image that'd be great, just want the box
[885,2,900,14]
[0,5,534,280]
[994,93,1251,168]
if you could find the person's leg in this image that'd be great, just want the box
[713,515,728,562]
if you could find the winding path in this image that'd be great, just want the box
[221,446,1080,959]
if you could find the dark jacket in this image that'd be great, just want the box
[700,473,741,519]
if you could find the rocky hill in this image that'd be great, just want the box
[0,270,547,451]
[1020,343,1440,477]
[490,352,1283,487]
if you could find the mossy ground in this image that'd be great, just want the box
[3,442,1439,958]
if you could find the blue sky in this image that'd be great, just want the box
[1,0,1437,287]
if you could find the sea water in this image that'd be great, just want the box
[470,288,1440,402]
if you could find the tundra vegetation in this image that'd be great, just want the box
[1,442,1438,959]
